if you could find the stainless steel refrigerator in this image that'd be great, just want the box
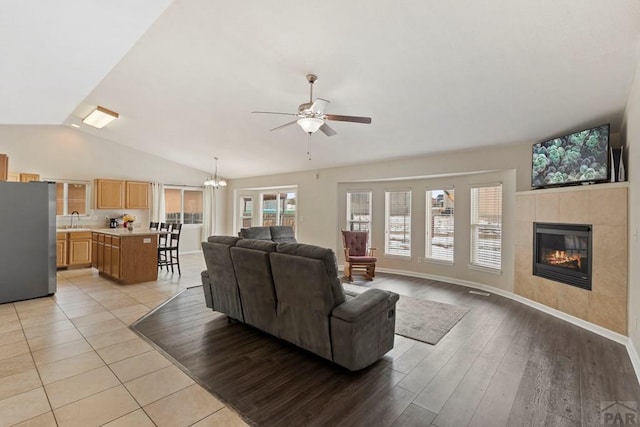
[0,181,56,303]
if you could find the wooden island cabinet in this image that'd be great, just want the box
[92,229,159,284]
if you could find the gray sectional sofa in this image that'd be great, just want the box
[238,225,297,243]
[201,236,399,371]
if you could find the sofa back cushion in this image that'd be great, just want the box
[201,240,244,321]
[269,243,345,360]
[269,226,297,243]
[239,226,272,240]
[231,240,278,335]
[207,235,242,246]
[275,243,346,305]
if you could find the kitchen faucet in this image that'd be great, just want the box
[70,211,80,229]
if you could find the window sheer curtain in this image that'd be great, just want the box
[202,185,216,241]
[150,183,165,223]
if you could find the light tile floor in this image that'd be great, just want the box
[0,254,248,427]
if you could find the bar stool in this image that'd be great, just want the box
[149,221,159,230]
[158,223,182,275]
[157,222,170,269]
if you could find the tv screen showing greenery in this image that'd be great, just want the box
[532,124,609,188]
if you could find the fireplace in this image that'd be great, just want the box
[533,223,592,290]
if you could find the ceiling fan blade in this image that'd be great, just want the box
[252,111,298,116]
[325,114,372,124]
[310,98,330,114]
[269,120,298,131]
[319,123,337,137]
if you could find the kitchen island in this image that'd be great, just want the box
[91,228,160,284]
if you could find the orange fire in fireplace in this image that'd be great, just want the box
[546,250,581,269]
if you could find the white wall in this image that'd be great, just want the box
[226,142,530,292]
[622,58,640,355]
[0,125,225,252]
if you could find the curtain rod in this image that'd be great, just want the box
[163,184,204,189]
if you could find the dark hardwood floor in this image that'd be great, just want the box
[132,273,640,427]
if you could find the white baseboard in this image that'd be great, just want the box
[179,250,202,255]
[628,339,640,381]
[360,266,639,382]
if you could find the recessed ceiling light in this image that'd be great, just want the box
[82,106,119,129]
[70,123,80,128]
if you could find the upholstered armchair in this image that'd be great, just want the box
[341,230,377,281]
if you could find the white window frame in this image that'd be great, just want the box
[51,180,91,217]
[425,187,454,264]
[239,195,253,229]
[259,191,297,228]
[469,183,502,273]
[384,189,412,258]
[164,186,203,226]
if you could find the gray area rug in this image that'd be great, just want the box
[343,283,469,345]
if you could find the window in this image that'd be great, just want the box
[385,190,411,257]
[426,188,454,263]
[261,192,296,230]
[346,191,372,232]
[164,187,203,224]
[470,184,502,270]
[240,196,253,228]
[55,181,90,216]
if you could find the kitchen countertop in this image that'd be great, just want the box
[90,228,161,237]
[56,227,160,236]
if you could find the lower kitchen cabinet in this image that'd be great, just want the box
[57,231,91,269]
[56,233,68,268]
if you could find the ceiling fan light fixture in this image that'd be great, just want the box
[82,106,119,129]
[297,117,324,134]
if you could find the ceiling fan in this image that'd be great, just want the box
[252,74,372,137]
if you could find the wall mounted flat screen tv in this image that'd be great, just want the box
[532,124,610,189]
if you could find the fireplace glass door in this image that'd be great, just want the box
[533,223,592,290]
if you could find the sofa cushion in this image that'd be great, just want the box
[276,243,345,305]
[201,241,244,321]
[269,226,297,243]
[239,226,272,240]
[347,255,378,263]
[207,235,242,246]
[231,242,278,335]
[270,252,336,360]
[236,239,277,252]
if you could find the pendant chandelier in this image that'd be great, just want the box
[203,157,227,188]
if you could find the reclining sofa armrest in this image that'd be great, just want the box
[330,289,399,371]
[200,270,214,309]
[332,289,398,323]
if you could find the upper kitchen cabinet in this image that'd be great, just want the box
[125,181,149,209]
[95,179,125,209]
[94,179,150,210]
[20,173,40,182]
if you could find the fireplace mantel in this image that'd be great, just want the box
[514,182,628,335]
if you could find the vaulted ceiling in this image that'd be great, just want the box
[2,1,640,179]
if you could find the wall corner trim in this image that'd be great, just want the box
[627,338,640,382]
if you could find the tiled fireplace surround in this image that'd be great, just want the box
[514,183,628,335]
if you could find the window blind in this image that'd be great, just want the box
[346,191,372,232]
[385,190,412,257]
[470,184,502,270]
[426,189,454,263]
